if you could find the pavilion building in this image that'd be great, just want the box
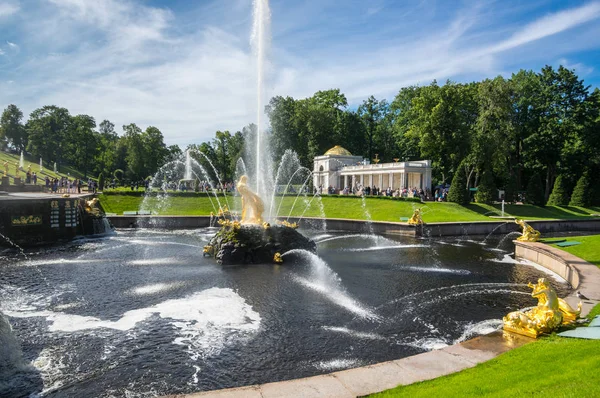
[313,145,432,192]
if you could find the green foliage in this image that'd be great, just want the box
[503,172,518,203]
[447,160,470,205]
[526,173,545,206]
[547,174,570,206]
[0,104,27,152]
[475,167,495,204]
[570,172,591,207]
[98,173,105,191]
[113,169,124,180]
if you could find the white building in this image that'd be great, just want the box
[313,145,433,192]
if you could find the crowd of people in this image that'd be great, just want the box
[321,184,434,200]
[43,177,98,194]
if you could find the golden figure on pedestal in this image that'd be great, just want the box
[503,278,580,338]
[14,162,19,177]
[3,160,8,176]
[84,198,101,217]
[514,219,540,242]
[237,175,265,225]
[273,252,283,264]
[407,208,423,225]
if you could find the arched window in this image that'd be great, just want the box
[319,165,324,172]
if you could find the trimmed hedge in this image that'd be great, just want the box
[448,160,469,205]
[569,172,591,207]
[547,174,570,206]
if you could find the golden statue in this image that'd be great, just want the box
[503,278,580,338]
[514,219,540,242]
[237,175,264,224]
[3,160,7,176]
[84,198,100,216]
[27,164,31,173]
[407,208,423,225]
[278,220,298,229]
[203,245,213,257]
[273,252,283,264]
[14,162,19,177]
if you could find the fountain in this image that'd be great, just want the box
[19,151,24,169]
[0,1,582,396]
[203,175,316,265]
[39,157,43,172]
[53,162,57,173]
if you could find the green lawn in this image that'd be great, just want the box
[548,235,600,267]
[0,150,93,184]
[98,192,600,222]
[371,334,600,398]
[370,240,600,398]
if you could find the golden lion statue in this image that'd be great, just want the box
[407,208,423,225]
[503,278,580,338]
[514,219,540,242]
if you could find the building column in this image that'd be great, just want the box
[344,175,348,188]
[360,174,364,186]
[369,174,373,188]
[378,174,383,189]
[389,173,394,189]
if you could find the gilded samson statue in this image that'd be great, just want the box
[514,218,540,242]
[237,175,265,225]
[503,278,580,338]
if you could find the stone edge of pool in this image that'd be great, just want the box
[107,215,600,238]
[161,240,600,398]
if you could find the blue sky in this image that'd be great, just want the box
[0,0,599,147]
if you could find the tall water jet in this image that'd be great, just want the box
[19,151,24,169]
[39,157,43,172]
[251,0,272,201]
[184,150,193,181]
[53,162,57,173]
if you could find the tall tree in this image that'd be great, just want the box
[0,104,27,152]
[122,123,145,179]
[27,106,71,169]
[68,114,97,178]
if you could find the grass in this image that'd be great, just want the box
[0,150,92,184]
[98,192,600,222]
[370,240,600,398]
[370,333,600,398]
[548,235,600,267]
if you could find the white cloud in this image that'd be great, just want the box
[1,0,600,148]
[558,58,594,76]
[0,2,19,17]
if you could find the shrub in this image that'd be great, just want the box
[475,167,495,204]
[547,174,570,206]
[447,161,469,205]
[98,173,105,191]
[525,173,545,206]
[569,172,591,207]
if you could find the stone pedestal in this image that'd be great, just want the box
[1,176,8,187]
[13,177,21,185]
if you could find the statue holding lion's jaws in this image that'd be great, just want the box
[237,175,265,225]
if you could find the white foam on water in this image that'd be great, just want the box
[20,258,105,267]
[312,233,334,242]
[4,288,261,344]
[454,319,503,343]
[489,255,567,283]
[400,266,471,275]
[112,238,203,249]
[316,234,394,245]
[341,244,428,252]
[402,337,449,351]
[127,258,188,266]
[315,358,362,371]
[293,276,379,321]
[128,282,185,296]
[322,326,387,341]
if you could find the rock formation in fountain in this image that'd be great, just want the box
[0,312,43,397]
[204,175,315,265]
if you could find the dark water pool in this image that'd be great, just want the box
[0,228,569,397]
